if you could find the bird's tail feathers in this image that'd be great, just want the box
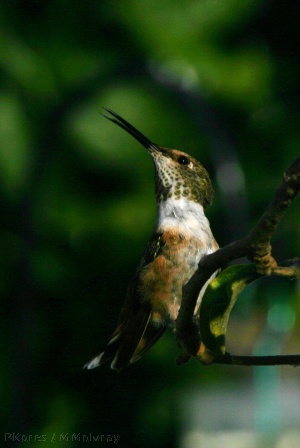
[84,307,166,372]
[83,329,122,370]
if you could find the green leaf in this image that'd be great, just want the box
[199,264,261,355]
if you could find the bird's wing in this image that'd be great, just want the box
[85,232,166,371]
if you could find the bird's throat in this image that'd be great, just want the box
[156,196,213,243]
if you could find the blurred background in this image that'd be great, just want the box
[1,0,300,447]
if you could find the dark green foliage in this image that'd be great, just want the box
[1,1,300,447]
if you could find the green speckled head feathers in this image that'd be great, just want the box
[103,108,214,209]
[150,147,213,208]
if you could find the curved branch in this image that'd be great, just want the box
[212,353,300,367]
[175,157,300,360]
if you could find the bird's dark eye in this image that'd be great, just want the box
[178,155,190,165]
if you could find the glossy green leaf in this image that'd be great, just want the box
[199,264,261,355]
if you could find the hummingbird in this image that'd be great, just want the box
[85,109,219,371]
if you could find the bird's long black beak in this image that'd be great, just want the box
[102,108,161,154]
